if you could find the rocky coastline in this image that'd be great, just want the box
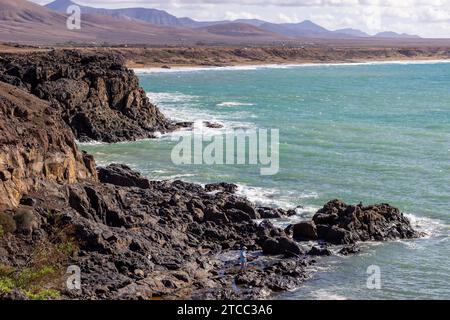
[0,50,420,300]
[0,51,189,143]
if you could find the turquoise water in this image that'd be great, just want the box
[81,62,450,300]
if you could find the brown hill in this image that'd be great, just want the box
[0,0,286,45]
[197,22,287,39]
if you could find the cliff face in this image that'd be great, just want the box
[0,82,97,208]
[0,50,172,143]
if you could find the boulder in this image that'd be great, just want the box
[257,207,295,219]
[261,237,303,257]
[19,195,37,207]
[226,209,252,223]
[205,183,238,193]
[339,245,360,255]
[204,206,229,224]
[308,246,332,256]
[324,226,353,245]
[278,237,304,258]
[98,164,150,189]
[261,238,281,255]
[13,207,39,236]
[293,221,318,241]
[203,121,224,129]
[230,199,258,219]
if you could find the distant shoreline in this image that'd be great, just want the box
[1,43,449,71]
[132,58,450,73]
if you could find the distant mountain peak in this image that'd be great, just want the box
[297,20,327,29]
[198,22,283,38]
[301,20,316,25]
[48,0,75,4]
[335,28,370,38]
[45,0,185,27]
[234,19,267,27]
[375,31,421,39]
[46,0,78,9]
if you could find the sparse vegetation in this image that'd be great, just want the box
[24,288,60,300]
[0,213,80,300]
[0,263,61,300]
[0,211,16,235]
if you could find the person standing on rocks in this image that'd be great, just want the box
[239,246,248,271]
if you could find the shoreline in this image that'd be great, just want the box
[2,43,449,71]
[131,57,450,73]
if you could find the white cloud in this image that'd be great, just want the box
[278,13,296,22]
[224,11,261,20]
[420,7,450,22]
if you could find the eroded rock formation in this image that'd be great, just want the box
[0,50,174,143]
[0,82,97,208]
[292,199,419,244]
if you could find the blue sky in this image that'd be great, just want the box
[31,0,450,38]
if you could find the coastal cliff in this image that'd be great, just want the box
[0,51,174,143]
[0,82,97,208]
[0,51,420,300]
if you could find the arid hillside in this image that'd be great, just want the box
[0,0,287,45]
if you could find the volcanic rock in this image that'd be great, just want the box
[98,164,151,189]
[293,221,318,240]
[312,200,419,244]
[0,50,174,143]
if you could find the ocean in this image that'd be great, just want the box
[81,61,450,300]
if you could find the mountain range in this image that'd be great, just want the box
[0,0,421,45]
[46,0,421,40]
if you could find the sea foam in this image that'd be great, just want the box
[217,101,255,107]
[146,92,256,139]
[133,59,450,74]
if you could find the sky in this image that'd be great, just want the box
[31,0,450,38]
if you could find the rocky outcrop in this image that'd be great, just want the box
[0,50,174,143]
[1,164,314,299]
[0,82,97,208]
[293,199,419,244]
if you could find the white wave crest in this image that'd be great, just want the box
[146,92,256,139]
[236,184,319,211]
[76,140,106,146]
[134,60,450,74]
[217,101,255,107]
[311,289,348,300]
[147,91,199,105]
[404,213,448,238]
